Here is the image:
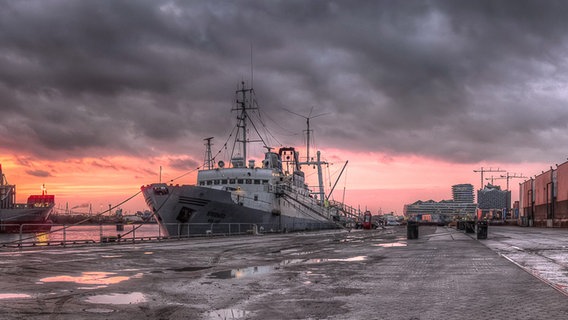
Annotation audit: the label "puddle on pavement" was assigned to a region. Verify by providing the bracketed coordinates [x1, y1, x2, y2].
[331, 256, 367, 262]
[289, 251, 315, 256]
[209, 256, 367, 279]
[280, 249, 316, 256]
[78, 285, 108, 290]
[170, 266, 212, 272]
[84, 307, 115, 314]
[85, 292, 146, 305]
[207, 308, 249, 319]
[279, 248, 300, 254]
[40, 272, 142, 285]
[374, 241, 407, 247]
[338, 238, 364, 243]
[210, 265, 276, 279]
[0, 293, 31, 299]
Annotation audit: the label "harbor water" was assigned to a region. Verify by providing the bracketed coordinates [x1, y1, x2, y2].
[0, 224, 162, 248]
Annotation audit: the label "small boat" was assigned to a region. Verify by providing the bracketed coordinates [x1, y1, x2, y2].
[142, 81, 351, 237]
[0, 164, 55, 233]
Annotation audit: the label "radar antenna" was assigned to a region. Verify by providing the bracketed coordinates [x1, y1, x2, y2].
[284, 107, 329, 162]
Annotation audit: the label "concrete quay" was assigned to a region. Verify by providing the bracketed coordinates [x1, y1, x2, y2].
[0, 226, 568, 319]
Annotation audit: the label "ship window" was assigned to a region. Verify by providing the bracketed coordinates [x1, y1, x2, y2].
[199, 181, 205, 186]
[254, 195, 258, 201]
[254, 180, 261, 185]
[237, 179, 244, 184]
[245, 179, 252, 184]
[207, 181, 213, 185]
[214, 180, 220, 185]
[262, 180, 269, 184]
[221, 179, 228, 184]
[229, 179, 236, 184]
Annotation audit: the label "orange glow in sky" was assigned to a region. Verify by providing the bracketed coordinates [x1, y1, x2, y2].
[0, 150, 551, 216]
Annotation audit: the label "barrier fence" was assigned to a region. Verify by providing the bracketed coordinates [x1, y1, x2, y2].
[0, 221, 336, 249]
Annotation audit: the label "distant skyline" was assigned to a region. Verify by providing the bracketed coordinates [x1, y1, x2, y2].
[1, 1, 567, 215]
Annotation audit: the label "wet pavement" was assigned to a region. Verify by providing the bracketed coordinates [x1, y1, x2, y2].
[1, 226, 568, 319]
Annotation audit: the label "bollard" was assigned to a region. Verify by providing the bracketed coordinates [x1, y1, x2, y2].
[477, 220, 488, 240]
[457, 221, 465, 230]
[465, 221, 475, 233]
[407, 220, 419, 239]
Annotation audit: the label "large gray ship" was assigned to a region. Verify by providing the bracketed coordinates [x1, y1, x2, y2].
[0, 164, 55, 233]
[142, 82, 349, 237]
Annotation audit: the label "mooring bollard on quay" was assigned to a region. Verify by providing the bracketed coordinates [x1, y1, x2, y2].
[407, 220, 419, 239]
[476, 220, 488, 240]
[464, 220, 475, 233]
[457, 220, 465, 230]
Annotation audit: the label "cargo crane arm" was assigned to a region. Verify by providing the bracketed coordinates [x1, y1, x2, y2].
[474, 167, 506, 190]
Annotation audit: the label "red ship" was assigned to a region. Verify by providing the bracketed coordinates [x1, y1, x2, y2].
[0, 164, 54, 233]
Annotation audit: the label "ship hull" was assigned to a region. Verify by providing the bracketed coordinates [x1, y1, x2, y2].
[142, 184, 338, 237]
[0, 207, 54, 233]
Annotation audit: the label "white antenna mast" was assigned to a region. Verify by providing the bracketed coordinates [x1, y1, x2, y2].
[284, 107, 329, 161]
[250, 42, 254, 88]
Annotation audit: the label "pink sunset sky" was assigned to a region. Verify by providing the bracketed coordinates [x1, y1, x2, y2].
[0, 152, 553, 216]
[1, 1, 568, 216]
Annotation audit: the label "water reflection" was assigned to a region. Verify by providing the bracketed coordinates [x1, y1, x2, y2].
[0, 233, 48, 246]
[83, 307, 115, 314]
[85, 292, 146, 305]
[209, 256, 368, 279]
[374, 242, 407, 247]
[0, 293, 31, 299]
[210, 265, 276, 279]
[40, 271, 140, 285]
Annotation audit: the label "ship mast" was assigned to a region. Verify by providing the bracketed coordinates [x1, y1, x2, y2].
[297, 120, 328, 205]
[232, 81, 257, 165]
[203, 137, 214, 170]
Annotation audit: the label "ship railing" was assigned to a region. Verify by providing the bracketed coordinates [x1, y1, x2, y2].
[0, 223, 165, 249]
[162, 221, 340, 239]
[0, 221, 341, 249]
[278, 187, 337, 220]
[328, 200, 362, 220]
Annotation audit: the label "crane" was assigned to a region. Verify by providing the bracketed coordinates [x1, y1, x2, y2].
[485, 176, 505, 186]
[473, 167, 506, 190]
[500, 173, 528, 190]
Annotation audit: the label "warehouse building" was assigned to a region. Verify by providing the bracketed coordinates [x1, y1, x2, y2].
[519, 161, 568, 227]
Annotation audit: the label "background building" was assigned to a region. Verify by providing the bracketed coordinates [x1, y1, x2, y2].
[452, 184, 475, 203]
[477, 184, 511, 220]
[403, 183, 477, 222]
[477, 183, 510, 210]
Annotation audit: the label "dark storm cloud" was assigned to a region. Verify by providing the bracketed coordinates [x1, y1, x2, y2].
[1, 0, 568, 164]
[25, 169, 51, 178]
